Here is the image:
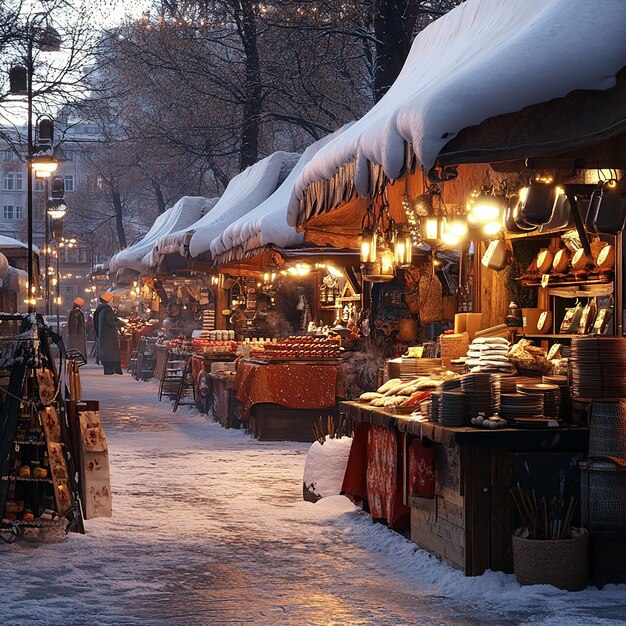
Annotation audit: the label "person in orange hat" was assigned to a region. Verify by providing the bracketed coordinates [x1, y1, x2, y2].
[67, 296, 87, 360]
[96, 291, 125, 375]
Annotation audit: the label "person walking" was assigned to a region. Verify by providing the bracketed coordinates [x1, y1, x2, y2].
[67, 297, 88, 360]
[96, 292, 125, 375]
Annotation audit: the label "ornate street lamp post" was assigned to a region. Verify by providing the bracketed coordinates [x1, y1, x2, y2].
[9, 14, 61, 311]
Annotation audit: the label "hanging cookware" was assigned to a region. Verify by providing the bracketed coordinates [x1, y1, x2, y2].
[584, 187, 602, 234]
[519, 179, 560, 225]
[502, 197, 529, 234]
[513, 199, 538, 232]
[540, 194, 572, 232]
[593, 181, 626, 235]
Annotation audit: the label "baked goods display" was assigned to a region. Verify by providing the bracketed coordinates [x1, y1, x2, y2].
[192, 338, 240, 356]
[253, 336, 342, 362]
[358, 373, 459, 413]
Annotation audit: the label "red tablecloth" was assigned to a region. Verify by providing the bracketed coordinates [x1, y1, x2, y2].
[342, 422, 410, 530]
[234, 361, 338, 415]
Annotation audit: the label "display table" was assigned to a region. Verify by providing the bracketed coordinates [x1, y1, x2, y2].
[340, 401, 589, 576]
[233, 360, 340, 442]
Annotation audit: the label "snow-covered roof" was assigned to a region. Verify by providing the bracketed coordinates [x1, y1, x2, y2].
[187, 151, 301, 260]
[0, 235, 39, 255]
[288, 0, 626, 225]
[147, 197, 220, 267]
[110, 196, 214, 274]
[211, 128, 349, 263]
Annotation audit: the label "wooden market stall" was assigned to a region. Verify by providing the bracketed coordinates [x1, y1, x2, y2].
[289, 0, 626, 585]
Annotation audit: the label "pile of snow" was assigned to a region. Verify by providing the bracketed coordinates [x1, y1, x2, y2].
[288, 0, 626, 216]
[303, 436, 352, 499]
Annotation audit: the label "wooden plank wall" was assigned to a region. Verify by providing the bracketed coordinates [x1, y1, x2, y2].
[409, 441, 465, 571]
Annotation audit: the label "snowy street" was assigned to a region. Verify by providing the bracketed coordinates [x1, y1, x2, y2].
[1, 366, 625, 626]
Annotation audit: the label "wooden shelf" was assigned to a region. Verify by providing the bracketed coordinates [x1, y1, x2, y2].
[520, 278, 613, 288]
[519, 334, 581, 340]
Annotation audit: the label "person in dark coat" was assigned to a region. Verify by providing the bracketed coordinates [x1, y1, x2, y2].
[67, 297, 88, 360]
[93, 296, 109, 365]
[96, 292, 125, 375]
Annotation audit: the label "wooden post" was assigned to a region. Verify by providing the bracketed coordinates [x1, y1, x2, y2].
[216, 274, 228, 330]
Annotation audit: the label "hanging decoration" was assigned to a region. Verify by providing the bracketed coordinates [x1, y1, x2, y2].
[361, 190, 413, 283]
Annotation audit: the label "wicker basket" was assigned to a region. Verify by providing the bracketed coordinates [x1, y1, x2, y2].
[512, 529, 589, 591]
[589, 401, 626, 458]
[580, 457, 626, 533]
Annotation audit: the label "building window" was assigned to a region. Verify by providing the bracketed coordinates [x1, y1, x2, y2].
[3, 173, 16, 190]
[2, 150, 15, 161]
[15, 172, 23, 190]
[78, 249, 88, 264]
[64, 175, 75, 192]
[64, 149, 75, 161]
[15, 206, 23, 219]
[3, 205, 14, 219]
[34, 179, 45, 192]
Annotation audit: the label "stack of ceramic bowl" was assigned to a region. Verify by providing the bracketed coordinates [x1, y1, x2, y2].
[461, 373, 493, 418]
[429, 391, 442, 423]
[570, 337, 626, 399]
[517, 382, 561, 418]
[543, 374, 570, 418]
[440, 390, 468, 426]
[500, 392, 544, 422]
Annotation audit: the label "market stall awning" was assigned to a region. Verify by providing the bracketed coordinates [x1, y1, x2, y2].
[288, 0, 626, 228]
[187, 151, 301, 261]
[110, 196, 216, 275]
[0, 235, 39, 256]
[211, 128, 349, 265]
[148, 197, 221, 267]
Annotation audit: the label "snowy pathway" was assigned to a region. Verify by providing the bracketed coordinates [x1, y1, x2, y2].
[1, 366, 625, 625]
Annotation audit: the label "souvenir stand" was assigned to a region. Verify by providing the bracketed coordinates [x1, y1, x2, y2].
[290, 0, 626, 583]
[0, 314, 111, 542]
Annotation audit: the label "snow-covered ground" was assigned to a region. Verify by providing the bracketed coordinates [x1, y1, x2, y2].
[1, 365, 625, 625]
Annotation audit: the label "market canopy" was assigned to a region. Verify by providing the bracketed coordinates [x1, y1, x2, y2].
[0, 235, 39, 256]
[187, 151, 301, 262]
[288, 0, 626, 229]
[211, 127, 349, 265]
[110, 196, 215, 275]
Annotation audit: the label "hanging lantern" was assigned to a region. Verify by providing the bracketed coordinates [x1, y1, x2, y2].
[362, 241, 395, 283]
[467, 187, 502, 224]
[393, 225, 413, 266]
[359, 226, 377, 264]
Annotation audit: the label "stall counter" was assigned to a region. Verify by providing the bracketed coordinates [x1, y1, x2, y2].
[340, 401, 589, 576]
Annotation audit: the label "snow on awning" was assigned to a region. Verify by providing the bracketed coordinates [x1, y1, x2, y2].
[147, 197, 220, 267]
[0, 235, 39, 255]
[110, 196, 214, 274]
[288, 0, 626, 227]
[211, 127, 349, 264]
[187, 151, 301, 260]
